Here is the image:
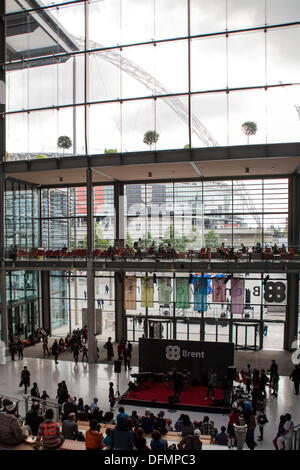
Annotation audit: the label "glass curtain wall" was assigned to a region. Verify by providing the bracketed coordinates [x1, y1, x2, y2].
[5, 179, 39, 254]
[50, 270, 115, 339]
[125, 271, 286, 349]
[4, 1, 300, 160]
[125, 178, 288, 249]
[7, 270, 39, 340]
[41, 185, 114, 249]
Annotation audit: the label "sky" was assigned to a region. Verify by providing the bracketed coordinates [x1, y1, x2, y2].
[4, 0, 300, 155]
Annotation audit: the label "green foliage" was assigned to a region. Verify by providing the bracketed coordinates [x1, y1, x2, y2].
[57, 135, 72, 151]
[82, 225, 110, 249]
[162, 225, 188, 252]
[241, 121, 257, 144]
[204, 229, 220, 248]
[125, 232, 133, 247]
[37, 154, 47, 159]
[104, 148, 118, 154]
[143, 130, 159, 149]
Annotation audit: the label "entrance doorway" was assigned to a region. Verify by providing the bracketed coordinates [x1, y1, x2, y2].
[234, 322, 259, 351]
[148, 320, 172, 340]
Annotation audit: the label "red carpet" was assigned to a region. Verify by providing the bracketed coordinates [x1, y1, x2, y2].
[123, 381, 224, 408]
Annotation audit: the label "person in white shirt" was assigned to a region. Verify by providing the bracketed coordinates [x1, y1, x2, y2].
[277, 413, 294, 450]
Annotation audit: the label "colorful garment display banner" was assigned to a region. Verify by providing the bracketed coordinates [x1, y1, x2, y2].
[212, 278, 226, 303]
[231, 278, 245, 315]
[124, 277, 136, 310]
[158, 278, 172, 305]
[141, 277, 154, 308]
[192, 276, 207, 312]
[175, 278, 190, 309]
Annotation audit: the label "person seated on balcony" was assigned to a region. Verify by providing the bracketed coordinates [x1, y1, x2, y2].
[148, 243, 156, 255]
[280, 244, 287, 254]
[255, 242, 262, 254]
[166, 243, 175, 259]
[62, 244, 68, 254]
[107, 245, 114, 257]
[228, 246, 235, 257]
[11, 244, 18, 262]
[158, 243, 165, 255]
[240, 243, 247, 253]
[272, 243, 279, 254]
[219, 242, 225, 259]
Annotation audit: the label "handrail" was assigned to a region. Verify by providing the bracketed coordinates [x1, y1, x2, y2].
[0, 392, 60, 422]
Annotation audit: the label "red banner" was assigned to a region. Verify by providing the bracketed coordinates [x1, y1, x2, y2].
[212, 278, 226, 303]
[231, 278, 245, 315]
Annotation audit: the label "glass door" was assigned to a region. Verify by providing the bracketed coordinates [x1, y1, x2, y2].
[234, 322, 260, 350]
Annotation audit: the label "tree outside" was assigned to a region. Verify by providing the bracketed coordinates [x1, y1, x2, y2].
[241, 121, 257, 144]
[143, 130, 159, 150]
[104, 148, 118, 154]
[204, 229, 220, 248]
[57, 135, 72, 155]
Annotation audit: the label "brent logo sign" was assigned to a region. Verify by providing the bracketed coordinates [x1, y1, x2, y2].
[165, 345, 205, 360]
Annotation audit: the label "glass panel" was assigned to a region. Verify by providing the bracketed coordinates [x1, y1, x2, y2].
[89, 103, 121, 154]
[227, 0, 266, 29]
[228, 89, 266, 145]
[266, 85, 300, 144]
[228, 31, 266, 88]
[122, 99, 155, 153]
[156, 95, 189, 150]
[191, 36, 227, 92]
[267, 27, 300, 84]
[191, 93, 227, 148]
[190, 0, 227, 35]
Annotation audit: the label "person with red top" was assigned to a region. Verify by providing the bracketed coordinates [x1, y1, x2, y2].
[34, 408, 64, 449]
[85, 419, 104, 450]
[227, 407, 240, 449]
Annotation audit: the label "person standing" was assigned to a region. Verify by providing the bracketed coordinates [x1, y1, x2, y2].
[17, 339, 24, 360]
[9, 337, 17, 361]
[289, 364, 300, 395]
[82, 345, 88, 362]
[244, 364, 253, 394]
[105, 284, 109, 295]
[123, 345, 131, 371]
[20, 366, 30, 394]
[206, 369, 217, 401]
[259, 369, 269, 398]
[256, 407, 268, 441]
[73, 343, 80, 364]
[268, 360, 278, 384]
[104, 337, 114, 362]
[245, 411, 257, 450]
[42, 336, 50, 357]
[271, 372, 280, 397]
[31, 382, 40, 398]
[25, 402, 43, 436]
[52, 339, 59, 364]
[109, 382, 115, 410]
[117, 341, 123, 360]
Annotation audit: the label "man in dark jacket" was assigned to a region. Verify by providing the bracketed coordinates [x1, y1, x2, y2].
[25, 402, 43, 436]
[62, 397, 78, 422]
[20, 366, 30, 394]
[290, 365, 300, 395]
[31, 382, 40, 398]
[62, 413, 78, 440]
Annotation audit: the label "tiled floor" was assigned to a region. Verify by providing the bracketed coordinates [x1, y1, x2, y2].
[0, 356, 299, 450]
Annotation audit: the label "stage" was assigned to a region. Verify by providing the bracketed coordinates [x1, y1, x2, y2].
[120, 380, 231, 414]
